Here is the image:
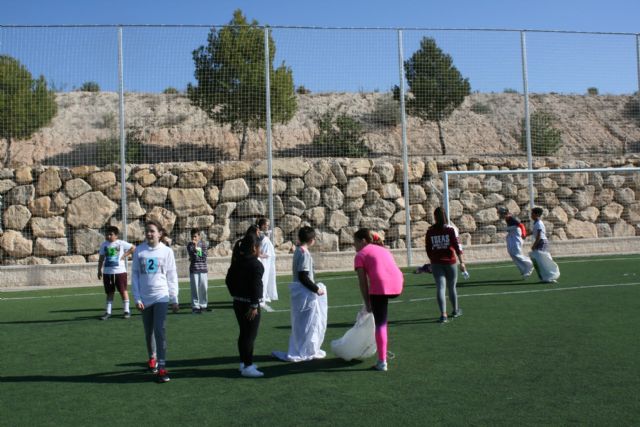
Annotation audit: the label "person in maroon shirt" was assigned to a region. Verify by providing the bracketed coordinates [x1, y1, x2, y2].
[426, 207, 467, 323]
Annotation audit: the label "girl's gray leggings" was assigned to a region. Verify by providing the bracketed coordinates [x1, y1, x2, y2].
[431, 264, 459, 315]
[142, 301, 168, 366]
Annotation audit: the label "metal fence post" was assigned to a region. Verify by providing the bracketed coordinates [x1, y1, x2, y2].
[117, 26, 128, 241]
[264, 27, 275, 234]
[443, 172, 450, 224]
[397, 29, 412, 266]
[636, 34, 640, 125]
[520, 31, 535, 211]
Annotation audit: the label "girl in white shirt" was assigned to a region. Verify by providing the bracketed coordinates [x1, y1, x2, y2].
[132, 220, 179, 383]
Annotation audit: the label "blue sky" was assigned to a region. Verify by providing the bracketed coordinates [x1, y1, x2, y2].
[2, 0, 639, 94]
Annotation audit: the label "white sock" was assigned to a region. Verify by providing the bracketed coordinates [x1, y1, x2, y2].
[123, 300, 130, 313]
[106, 300, 113, 314]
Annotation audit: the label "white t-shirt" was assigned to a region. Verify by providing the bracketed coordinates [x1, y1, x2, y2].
[99, 240, 133, 275]
[132, 242, 179, 306]
[292, 245, 314, 283]
[533, 219, 547, 241]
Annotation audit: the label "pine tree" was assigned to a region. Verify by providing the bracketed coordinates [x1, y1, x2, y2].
[402, 37, 470, 155]
[188, 10, 296, 160]
[0, 55, 57, 166]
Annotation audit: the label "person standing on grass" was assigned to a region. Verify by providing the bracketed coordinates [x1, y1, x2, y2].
[256, 217, 278, 311]
[132, 220, 179, 383]
[187, 228, 209, 314]
[353, 228, 404, 372]
[530, 207, 560, 283]
[272, 226, 328, 362]
[225, 232, 265, 378]
[97, 226, 135, 320]
[426, 207, 467, 323]
[498, 206, 534, 279]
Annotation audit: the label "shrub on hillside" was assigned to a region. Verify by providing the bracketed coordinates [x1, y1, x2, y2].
[79, 81, 100, 92]
[312, 109, 369, 157]
[470, 102, 491, 114]
[367, 95, 400, 127]
[520, 110, 563, 156]
[96, 130, 144, 166]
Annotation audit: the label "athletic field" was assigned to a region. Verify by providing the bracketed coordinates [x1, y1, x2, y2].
[1, 254, 639, 426]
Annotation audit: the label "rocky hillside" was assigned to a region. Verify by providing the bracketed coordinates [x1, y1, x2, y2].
[3, 92, 640, 166]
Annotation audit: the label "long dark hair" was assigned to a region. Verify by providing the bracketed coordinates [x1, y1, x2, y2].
[433, 207, 447, 229]
[232, 226, 261, 263]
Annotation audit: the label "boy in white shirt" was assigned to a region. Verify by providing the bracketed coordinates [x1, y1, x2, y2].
[97, 226, 135, 320]
[272, 226, 327, 362]
[132, 220, 179, 383]
[530, 207, 560, 283]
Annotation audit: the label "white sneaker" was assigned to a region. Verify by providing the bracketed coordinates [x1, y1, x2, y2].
[241, 364, 264, 378]
[239, 363, 245, 372]
[313, 350, 327, 359]
[374, 360, 388, 371]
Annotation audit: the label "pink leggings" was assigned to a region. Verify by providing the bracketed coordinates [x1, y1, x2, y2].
[369, 294, 398, 362]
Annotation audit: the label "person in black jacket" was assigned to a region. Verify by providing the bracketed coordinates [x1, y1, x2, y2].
[226, 232, 265, 378]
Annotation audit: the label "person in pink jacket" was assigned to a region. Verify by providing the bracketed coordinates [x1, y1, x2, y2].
[353, 228, 404, 372]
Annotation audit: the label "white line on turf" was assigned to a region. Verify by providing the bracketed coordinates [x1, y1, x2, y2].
[408, 281, 640, 302]
[1, 255, 637, 301]
[268, 281, 640, 313]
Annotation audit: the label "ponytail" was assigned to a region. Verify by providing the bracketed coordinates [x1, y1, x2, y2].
[353, 228, 384, 246]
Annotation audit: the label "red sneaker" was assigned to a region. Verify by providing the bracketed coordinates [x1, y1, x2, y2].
[157, 368, 170, 383]
[148, 358, 158, 373]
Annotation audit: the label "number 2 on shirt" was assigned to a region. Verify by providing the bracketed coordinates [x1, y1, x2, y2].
[144, 257, 159, 274]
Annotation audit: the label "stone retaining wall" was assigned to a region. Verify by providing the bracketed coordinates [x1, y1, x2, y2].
[1, 156, 639, 267]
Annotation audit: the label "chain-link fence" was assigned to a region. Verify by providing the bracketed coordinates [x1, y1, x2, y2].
[0, 25, 639, 266]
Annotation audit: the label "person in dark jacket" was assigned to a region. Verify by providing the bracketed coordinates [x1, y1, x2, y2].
[226, 232, 265, 378]
[426, 207, 467, 323]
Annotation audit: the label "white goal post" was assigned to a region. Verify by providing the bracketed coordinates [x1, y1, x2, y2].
[442, 167, 640, 245]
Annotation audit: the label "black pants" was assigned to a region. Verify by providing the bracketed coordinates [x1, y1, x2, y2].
[369, 294, 399, 327]
[233, 300, 261, 366]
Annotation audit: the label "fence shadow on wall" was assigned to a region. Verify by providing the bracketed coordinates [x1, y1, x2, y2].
[42, 143, 230, 167]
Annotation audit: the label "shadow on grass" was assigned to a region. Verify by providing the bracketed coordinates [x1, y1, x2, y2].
[167, 357, 369, 379]
[0, 356, 373, 383]
[4, 303, 237, 324]
[49, 308, 105, 313]
[388, 317, 442, 326]
[273, 321, 354, 330]
[0, 369, 152, 384]
[0, 315, 112, 324]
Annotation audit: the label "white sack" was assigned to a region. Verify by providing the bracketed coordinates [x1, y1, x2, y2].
[331, 308, 377, 361]
[273, 282, 327, 362]
[529, 250, 560, 282]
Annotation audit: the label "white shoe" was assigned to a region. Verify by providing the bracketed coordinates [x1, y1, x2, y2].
[261, 303, 275, 312]
[374, 360, 388, 371]
[239, 362, 260, 372]
[313, 350, 327, 359]
[241, 364, 264, 378]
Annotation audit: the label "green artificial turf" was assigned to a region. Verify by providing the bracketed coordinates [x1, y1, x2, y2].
[1, 254, 639, 426]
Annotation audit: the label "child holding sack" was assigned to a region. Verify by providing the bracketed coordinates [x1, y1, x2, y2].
[272, 226, 328, 362]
